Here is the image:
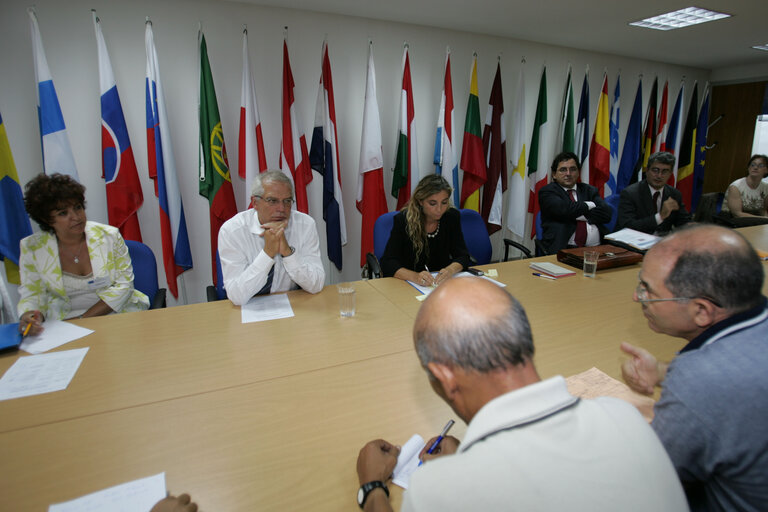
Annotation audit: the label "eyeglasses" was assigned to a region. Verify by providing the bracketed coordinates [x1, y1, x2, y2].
[749, 162, 767, 169]
[647, 166, 673, 175]
[255, 196, 294, 207]
[556, 166, 579, 174]
[635, 279, 722, 308]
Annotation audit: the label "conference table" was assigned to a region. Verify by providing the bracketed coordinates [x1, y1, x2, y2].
[2, 225, 766, 511]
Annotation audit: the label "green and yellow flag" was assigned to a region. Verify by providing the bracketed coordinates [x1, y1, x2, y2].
[459, 55, 486, 211]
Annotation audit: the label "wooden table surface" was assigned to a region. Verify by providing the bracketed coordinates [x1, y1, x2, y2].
[3, 227, 767, 510]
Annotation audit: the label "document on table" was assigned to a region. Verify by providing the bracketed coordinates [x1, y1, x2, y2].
[48, 472, 166, 512]
[605, 228, 660, 252]
[0, 347, 89, 401]
[20, 320, 94, 354]
[241, 293, 295, 323]
[392, 434, 426, 489]
[409, 271, 505, 299]
[565, 366, 656, 422]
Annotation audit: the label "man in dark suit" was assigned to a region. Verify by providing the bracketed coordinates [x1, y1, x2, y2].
[616, 151, 691, 235]
[538, 152, 613, 254]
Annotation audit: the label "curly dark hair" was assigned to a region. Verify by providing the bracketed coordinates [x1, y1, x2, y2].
[24, 173, 86, 233]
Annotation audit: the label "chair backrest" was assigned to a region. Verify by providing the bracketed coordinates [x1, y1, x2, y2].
[693, 192, 724, 223]
[459, 209, 492, 265]
[604, 193, 621, 233]
[125, 240, 159, 304]
[535, 211, 543, 240]
[373, 211, 398, 261]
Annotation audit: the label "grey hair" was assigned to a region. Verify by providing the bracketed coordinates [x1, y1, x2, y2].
[250, 170, 293, 198]
[415, 292, 534, 372]
[647, 151, 676, 168]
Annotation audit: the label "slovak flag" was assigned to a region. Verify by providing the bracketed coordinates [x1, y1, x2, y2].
[238, 28, 267, 208]
[145, 21, 192, 299]
[309, 41, 347, 271]
[93, 12, 143, 241]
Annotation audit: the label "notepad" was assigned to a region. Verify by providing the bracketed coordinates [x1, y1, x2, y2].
[605, 228, 661, 252]
[392, 434, 426, 489]
[48, 472, 166, 512]
[529, 262, 575, 278]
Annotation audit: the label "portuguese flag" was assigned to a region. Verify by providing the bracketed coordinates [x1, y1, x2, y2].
[199, 32, 237, 286]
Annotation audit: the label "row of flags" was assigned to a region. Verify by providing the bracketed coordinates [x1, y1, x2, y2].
[3, 11, 714, 296]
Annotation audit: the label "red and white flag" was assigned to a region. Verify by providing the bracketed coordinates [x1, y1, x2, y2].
[356, 43, 388, 267]
[238, 28, 267, 208]
[654, 80, 669, 154]
[391, 46, 419, 209]
[279, 39, 312, 213]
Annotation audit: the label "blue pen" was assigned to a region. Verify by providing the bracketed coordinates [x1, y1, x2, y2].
[418, 419, 455, 466]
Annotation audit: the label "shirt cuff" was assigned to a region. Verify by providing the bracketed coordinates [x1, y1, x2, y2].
[585, 201, 596, 210]
[654, 213, 663, 225]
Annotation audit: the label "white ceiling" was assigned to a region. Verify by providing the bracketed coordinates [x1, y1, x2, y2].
[233, 0, 768, 71]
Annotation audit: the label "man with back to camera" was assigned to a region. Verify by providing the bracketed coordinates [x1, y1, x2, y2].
[616, 151, 691, 234]
[355, 277, 687, 511]
[621, 224, 768, 511]
[538, 151, 613, 254]
[218, 170, 324, 305]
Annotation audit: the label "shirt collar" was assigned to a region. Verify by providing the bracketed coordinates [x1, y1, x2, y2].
[679, 296, 768, 353]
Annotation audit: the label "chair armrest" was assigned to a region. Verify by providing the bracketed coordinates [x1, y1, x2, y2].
[151, 288, 167, 309]
[365, 252, 382, 279]
[503, 239, 532, 260]
[206, 285, 220, 302]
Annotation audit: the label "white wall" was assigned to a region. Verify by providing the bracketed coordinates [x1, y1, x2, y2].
[0, 0, 709, 306]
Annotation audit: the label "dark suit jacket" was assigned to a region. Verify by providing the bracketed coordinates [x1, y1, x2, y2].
[539, 182, 613, 255]
[616, 180, 691, 235]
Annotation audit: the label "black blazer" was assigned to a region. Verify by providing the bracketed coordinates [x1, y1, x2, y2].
[539, 182, 613, 255]
[616, 180, 691, 235]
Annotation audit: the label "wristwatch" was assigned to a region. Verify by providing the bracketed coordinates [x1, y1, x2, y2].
[357, 481, 389, 509]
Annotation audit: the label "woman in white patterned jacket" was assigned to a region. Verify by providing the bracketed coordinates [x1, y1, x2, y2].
[17, 173, 148, 335]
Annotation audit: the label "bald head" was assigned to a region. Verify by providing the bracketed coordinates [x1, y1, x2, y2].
[648, 225, 764, 312]
[414, 277, 534, 372]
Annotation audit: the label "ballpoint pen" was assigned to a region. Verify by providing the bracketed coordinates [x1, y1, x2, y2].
[418, 419, 455, 466]
[532, 272, 557, 280]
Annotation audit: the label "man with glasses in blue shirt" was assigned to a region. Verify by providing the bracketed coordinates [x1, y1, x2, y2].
[616, 151, 691, 235]
[218, 170, 325, 304]
[620, 224, 768, 511]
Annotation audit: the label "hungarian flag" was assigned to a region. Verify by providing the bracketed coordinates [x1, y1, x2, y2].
[392, 46, 419, 209]
[506, 64, 527, 239]
[356, 43, 388, 267]
[654, 80, 669, 154]
[528, 67, 549, 238]
[589, 73, 610, 197]
[617, 78, 643, 193]
[691, 87, 710, 211]
[575, 71, 589, 180]
[239, 28, 267, 208]
[199, 31, 237, 286]
[607, 75, 620, 197]
[558, 66, 575, 154]
[93, 12, 143, 242]
[29, 9, 79, 181]
[640, 77, 658, 177]
[0, 113, 33, 284]
[459, 55, 485, 211]
[676, 83, 699, 206]
[280, 40, 313, 214]
[434, 48, 459, 206]
[309, 41, 347, 271]
[145, 21, 192, 299]
[481, 62, 507, 233]
[665, 82, 685, 185]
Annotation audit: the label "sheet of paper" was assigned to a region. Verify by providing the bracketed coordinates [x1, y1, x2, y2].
[0, 347, 89, 401]
[406, 272, 439, 296]
[392, 434, 425, 489]
[565, 367, 656, 422]
[455, 272, 507, 288]
[241, 293, 295, 323]
[20, 320, 94, 354]
[48, 472, 166, 512]
[605, 228, 661, 251]
[409, 272, 506, 300]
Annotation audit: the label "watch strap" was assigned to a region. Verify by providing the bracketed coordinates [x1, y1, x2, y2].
[358, 480, 389, 509]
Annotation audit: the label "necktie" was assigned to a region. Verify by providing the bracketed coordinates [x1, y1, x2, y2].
[652, 191, 661, 214]
[569, 189, 587, 247]
[256, 266, 275, 296]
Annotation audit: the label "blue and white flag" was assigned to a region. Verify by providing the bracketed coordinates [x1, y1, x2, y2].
[28, 9, 78, 180]
[309, 41, 346, 271]
[434, 48, 459, 206]
[606, 75, 620, 197]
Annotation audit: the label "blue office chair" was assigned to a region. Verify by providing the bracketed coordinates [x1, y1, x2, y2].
[458, 209, 492, 265]
[534, 211, 547, 256]
[206, 250, 227, 302]
[364, 211, 397, 279]
[125, 240, 166, 309]
[604, 193, 621, 233]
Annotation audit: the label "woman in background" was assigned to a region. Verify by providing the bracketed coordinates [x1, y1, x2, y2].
[18, 173, 148, 334]
[722, 154, 768, 218]
[381, 175, 470, 286]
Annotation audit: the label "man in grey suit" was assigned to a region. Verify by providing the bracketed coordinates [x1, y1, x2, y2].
[616, 151, 691, 235]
